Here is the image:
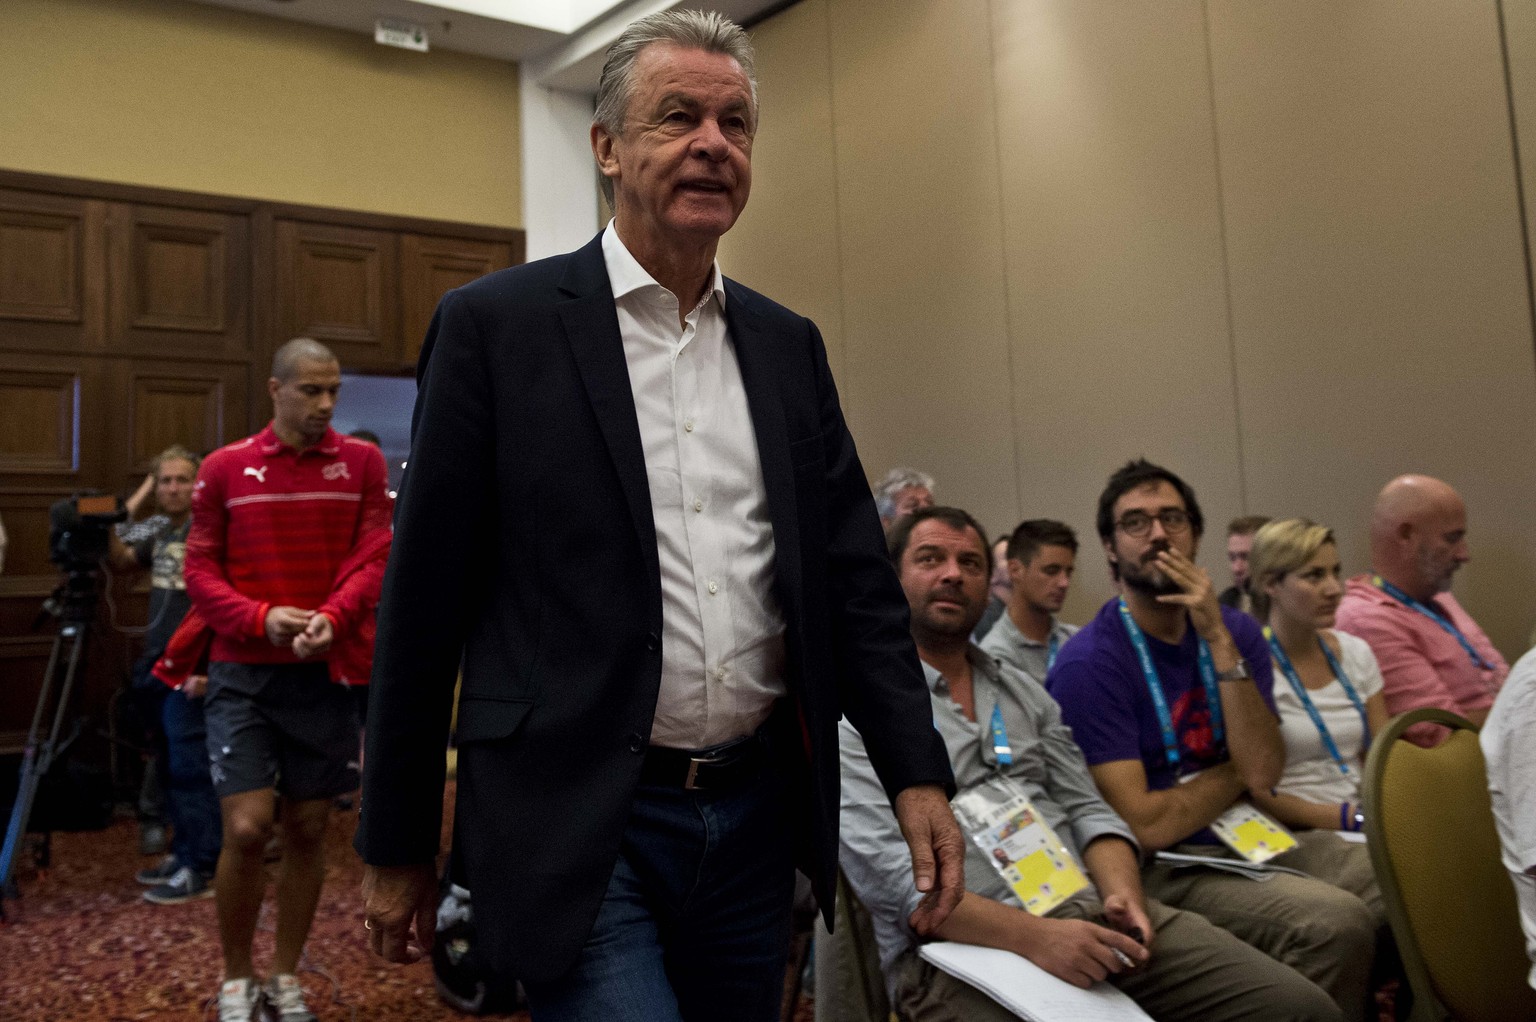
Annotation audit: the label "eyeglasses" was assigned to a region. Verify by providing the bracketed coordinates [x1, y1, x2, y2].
[1116, 509, 1191, 537]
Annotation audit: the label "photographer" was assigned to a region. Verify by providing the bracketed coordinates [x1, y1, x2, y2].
[108, 445, 221, 904]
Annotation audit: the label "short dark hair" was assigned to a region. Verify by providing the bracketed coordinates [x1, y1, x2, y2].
[1006, 518, 1078, 564]
[1095, 459, 1204, 543]
[1227, 514, 1271, 538]
[887, 506, 992, 575]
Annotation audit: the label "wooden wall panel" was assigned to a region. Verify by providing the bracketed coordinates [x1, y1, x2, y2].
[108, 204, 250, 360]
[400, 233, 513, 366]
[0, 189, 105, 352]
[115, 361, 248, 481]
[0, 368, 79, 475]
[275, 219, 399, 370]
[0, 169, 522, 766]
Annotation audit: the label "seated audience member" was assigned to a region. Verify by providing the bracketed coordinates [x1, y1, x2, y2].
[1243, 519, 1383, 890]
[979, 519, 1079, 684]
[839, 507, 1342, 1022]
[1219, 515, 1270, 613]
[108, 447, 222, 903]
[873, 466, 935, 531]
[1335, 475, 1507, 739]
[1482, 646, 1536, 988]
[973, 534, 1011, 641]
[1049, 460, 1378, 1021]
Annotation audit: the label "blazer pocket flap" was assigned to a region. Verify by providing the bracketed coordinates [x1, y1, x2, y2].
[454, 696, 534, 744]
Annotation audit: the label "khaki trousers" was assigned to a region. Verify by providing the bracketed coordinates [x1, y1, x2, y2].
[892, 895, 1343, 1022]
[1143, 831, 1381, 1022]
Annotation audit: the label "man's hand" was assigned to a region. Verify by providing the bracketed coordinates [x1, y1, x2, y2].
[183, 674, 208, 699]
[292, 613, 334, 658]
[126, 472, 155, 517]
[1023, 917, 1149, 988]
[1102, 892, 1155, 953]
[1153, 548, 1230, 648]
[362, 862, 438, 963]
[893, 784, 965, 936]
[265, 606, 314, 646]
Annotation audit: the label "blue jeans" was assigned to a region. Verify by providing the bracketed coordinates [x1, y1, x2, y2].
[162, 688, 222, 874]
[523, 768, 795, 1022]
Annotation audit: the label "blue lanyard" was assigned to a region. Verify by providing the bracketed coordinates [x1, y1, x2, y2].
[1371, 575, 1493, 671]
[1047, 631, 1061, 673]
[1117, 599, 1223, 770]
[989, 701, 1013, 765]
[1264, 627, 1370, 776]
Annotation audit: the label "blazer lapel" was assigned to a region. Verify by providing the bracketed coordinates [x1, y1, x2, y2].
[557, 235, 660, 582]
[727, 282, 804, 609]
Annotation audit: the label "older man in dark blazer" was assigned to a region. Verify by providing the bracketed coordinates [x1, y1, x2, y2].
[356, 11, 962, 1021]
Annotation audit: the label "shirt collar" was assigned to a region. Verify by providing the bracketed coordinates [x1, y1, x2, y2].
[1005, 613, 1066, 648]
[921, 644, 1000, 697]
[257, 423, 341, 458]
[601, 219, 727, 313]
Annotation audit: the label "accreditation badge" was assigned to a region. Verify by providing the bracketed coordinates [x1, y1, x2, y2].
[952, 776, 1089, 916]
[1211, 801, 1298, 863]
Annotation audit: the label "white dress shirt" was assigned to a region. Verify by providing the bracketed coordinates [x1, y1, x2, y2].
[602, 222, 787, 749]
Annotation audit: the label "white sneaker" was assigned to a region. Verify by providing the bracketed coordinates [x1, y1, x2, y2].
[218, 978, 262, 1022]
[262, 973, 317, 1022]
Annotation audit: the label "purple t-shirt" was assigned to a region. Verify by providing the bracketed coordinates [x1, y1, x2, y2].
[1048, 599, 1275, 798]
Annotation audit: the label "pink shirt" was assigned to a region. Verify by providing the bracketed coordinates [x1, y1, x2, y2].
[1336, 574, 1508, 744]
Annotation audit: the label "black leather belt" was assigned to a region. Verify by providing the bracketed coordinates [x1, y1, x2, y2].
[640, 733, 770, 792]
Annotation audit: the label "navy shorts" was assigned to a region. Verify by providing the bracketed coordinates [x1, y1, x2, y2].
[205, 661, 360, 801]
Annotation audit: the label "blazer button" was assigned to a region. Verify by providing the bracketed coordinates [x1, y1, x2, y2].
[628, 733, 644, 754]
[647, 632, 660, 652]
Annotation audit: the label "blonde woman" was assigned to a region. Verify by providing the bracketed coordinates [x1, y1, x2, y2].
[1249, 519, 1389, 833]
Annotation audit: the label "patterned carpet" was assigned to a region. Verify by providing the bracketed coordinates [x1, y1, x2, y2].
[0, 788, 816, 1022]
[0, 794, 474, 1022]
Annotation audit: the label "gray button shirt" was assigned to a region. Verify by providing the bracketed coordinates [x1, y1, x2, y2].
[838, 644, 1136, 981]
[978, 611, 1079, 687]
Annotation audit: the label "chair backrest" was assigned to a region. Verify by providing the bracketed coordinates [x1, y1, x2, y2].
[1363, 707, 1536, 1022]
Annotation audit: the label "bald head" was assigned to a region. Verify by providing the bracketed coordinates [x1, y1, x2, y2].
[1370, 474, 1470, 599]
[272, 337, 337, 382]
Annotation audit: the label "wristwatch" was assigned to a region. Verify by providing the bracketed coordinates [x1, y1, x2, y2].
[1214, 657, 1252, 682]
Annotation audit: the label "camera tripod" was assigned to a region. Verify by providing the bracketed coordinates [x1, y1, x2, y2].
[0, 570, 100, 919]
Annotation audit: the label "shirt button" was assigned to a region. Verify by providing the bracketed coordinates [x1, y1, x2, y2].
[693, 499, 703, 512]
[684, 419, 695, 432]
[707, 580, 719, 594]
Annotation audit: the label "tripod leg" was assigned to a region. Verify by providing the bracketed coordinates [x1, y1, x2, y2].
[0, 624, 84, 899]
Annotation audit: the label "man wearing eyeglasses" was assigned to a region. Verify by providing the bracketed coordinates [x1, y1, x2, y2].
[1047, 460, 1379, 1022]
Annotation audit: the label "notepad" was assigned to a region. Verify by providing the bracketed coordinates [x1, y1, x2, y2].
[918, 941, 1153, 1022]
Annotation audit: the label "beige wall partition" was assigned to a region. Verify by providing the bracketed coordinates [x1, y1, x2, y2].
[2, 0, 522, 227]
[721, 0, 1536, 659]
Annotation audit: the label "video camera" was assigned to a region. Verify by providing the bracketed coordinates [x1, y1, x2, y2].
[48, 493, 126, 575]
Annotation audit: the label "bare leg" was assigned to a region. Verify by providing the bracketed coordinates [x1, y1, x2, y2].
[271, 796, 332, 975]
[216, 788, 277, 980]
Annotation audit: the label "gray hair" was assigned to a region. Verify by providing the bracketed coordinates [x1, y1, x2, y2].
[271, 337, 338, 382]
[592, 9, 758, 208]
[874, 467, 936, 521]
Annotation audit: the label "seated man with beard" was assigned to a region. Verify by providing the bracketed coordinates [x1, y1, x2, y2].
[1048, 460, 1380, 1022]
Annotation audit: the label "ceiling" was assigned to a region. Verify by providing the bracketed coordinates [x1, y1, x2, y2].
[187, 0, 790, 92]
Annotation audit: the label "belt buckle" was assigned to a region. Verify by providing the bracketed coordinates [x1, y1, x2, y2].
[684, 752, 723, 791]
